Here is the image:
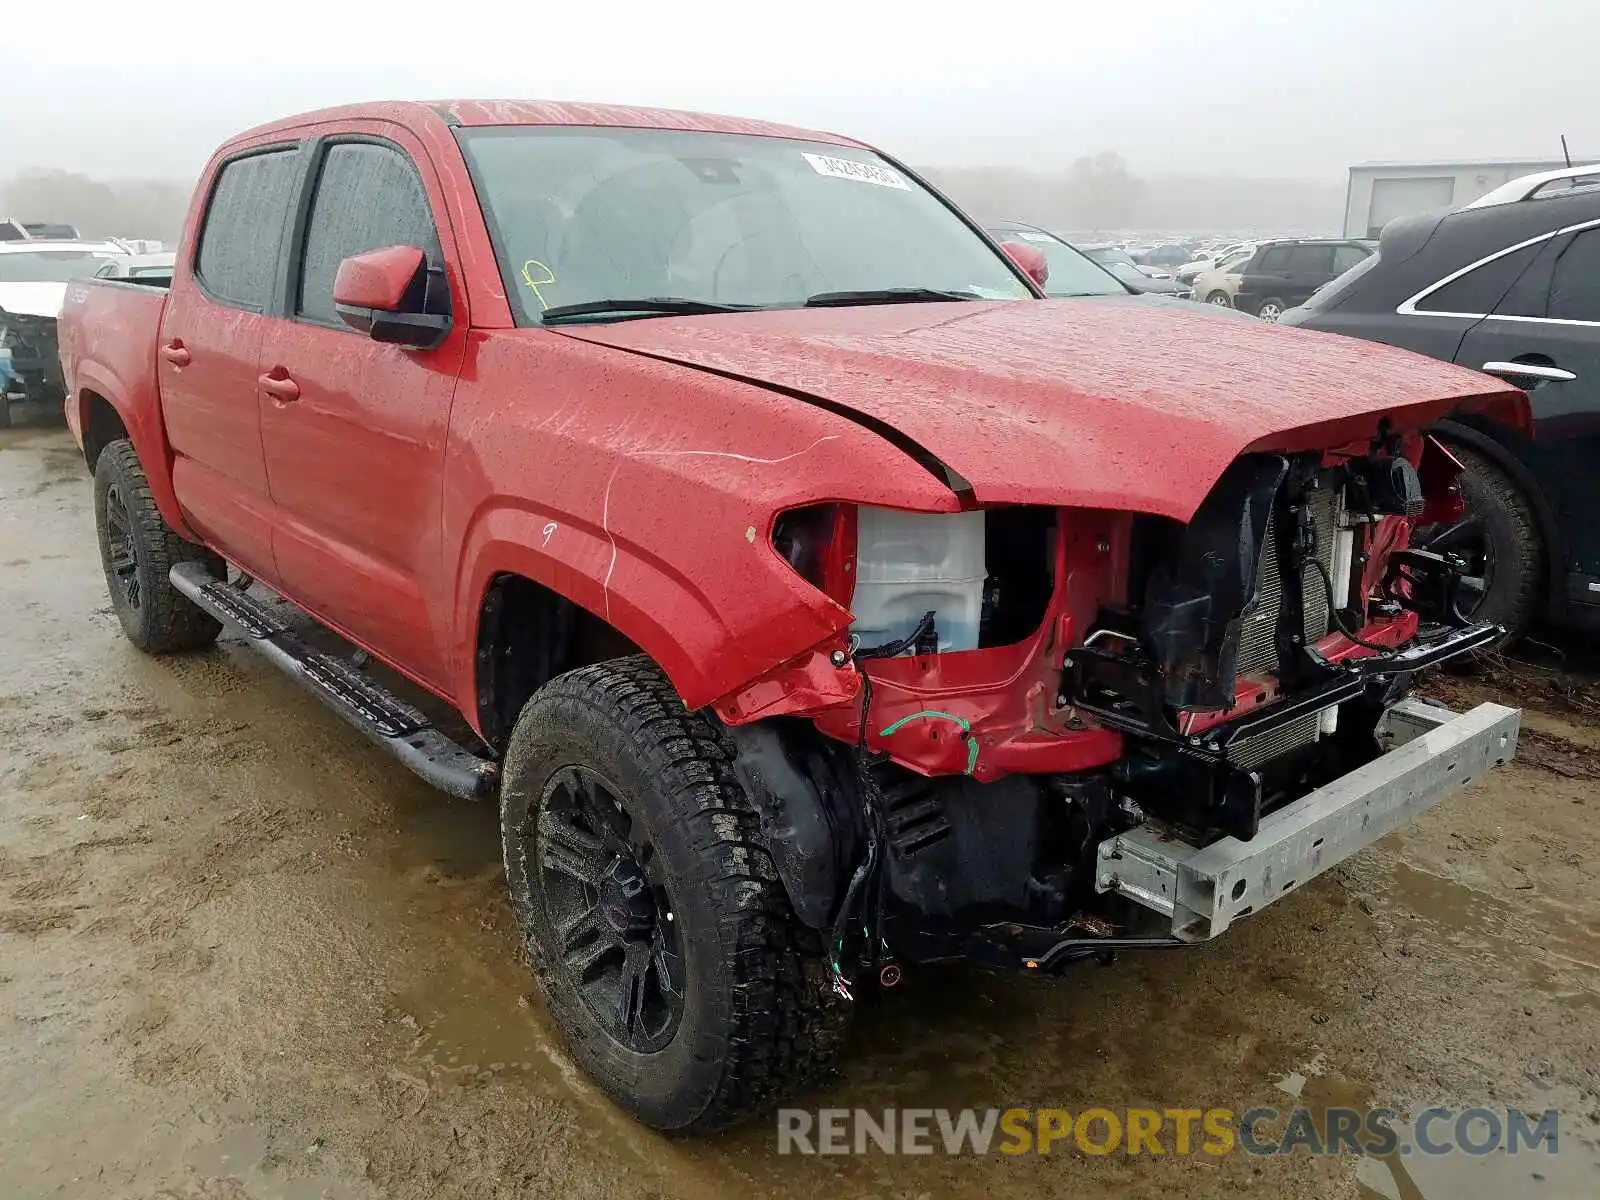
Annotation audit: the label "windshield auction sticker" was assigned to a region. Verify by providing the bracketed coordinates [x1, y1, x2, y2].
[801, 152, 910, 189]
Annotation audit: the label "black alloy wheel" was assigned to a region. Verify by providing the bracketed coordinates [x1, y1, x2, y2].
[533, 764, 685, 1054]
[102, 480, 142, 613]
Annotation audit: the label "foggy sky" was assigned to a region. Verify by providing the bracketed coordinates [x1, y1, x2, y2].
[3, 0, 1591, 185]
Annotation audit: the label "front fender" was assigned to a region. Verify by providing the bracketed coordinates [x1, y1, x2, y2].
[449, 492, 848, 727]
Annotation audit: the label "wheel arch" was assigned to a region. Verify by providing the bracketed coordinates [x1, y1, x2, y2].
[78, 389, 129, 471]
[451, 503, 742, 747]
[71, 373, 195, 540]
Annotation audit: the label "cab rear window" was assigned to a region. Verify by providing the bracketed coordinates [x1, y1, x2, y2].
[194, 148, 300, 311]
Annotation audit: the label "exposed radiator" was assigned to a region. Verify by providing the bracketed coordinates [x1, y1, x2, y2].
[1235, 486, 1340, 678]
[1227, 485, 1342, 771]
[1228, 713, 1322, 770]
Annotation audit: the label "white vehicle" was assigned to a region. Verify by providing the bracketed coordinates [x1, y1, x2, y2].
[0, 240, 128, 318]
[92, 252, 176, 282]
[0, 240, 127, 422]
[1176, 241, 1256, 285]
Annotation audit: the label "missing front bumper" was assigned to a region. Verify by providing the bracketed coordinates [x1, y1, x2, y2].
[1094, 698, 1521, 941]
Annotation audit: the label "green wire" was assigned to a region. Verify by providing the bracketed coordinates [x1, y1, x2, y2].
[877, 710, 980, 775]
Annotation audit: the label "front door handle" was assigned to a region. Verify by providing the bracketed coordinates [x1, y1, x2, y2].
[160, 340, 191, 367]
[258, 369, 301, 404]
[1481, 361, 1577, 384]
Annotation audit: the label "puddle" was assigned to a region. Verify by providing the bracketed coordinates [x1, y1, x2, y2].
[178, 1106, 365, 1200]
[395, 982, 569, 1086]
[1353, 1115, 1597, 1200]
[1265, 1054, 1600, 1200]
[1383, 863, 1600, 998]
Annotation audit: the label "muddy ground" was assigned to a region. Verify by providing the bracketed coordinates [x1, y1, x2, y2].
[2, 411, 1597, 1199]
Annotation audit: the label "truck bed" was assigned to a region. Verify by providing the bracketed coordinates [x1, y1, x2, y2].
[58, 278, 168, 452]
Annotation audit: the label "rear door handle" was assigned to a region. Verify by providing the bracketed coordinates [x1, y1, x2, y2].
[1481, 361, 1576, 383]
[258, 370, 301, 403]
[160, 341, 191, 367]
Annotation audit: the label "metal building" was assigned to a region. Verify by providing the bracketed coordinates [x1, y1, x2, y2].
[1343, 157, 1597, 238]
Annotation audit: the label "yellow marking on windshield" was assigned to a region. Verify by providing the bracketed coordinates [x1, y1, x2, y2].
[520, 259, 556, 311]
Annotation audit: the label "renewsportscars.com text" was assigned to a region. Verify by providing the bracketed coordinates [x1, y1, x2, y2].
[776, 1106, 1562, 1157]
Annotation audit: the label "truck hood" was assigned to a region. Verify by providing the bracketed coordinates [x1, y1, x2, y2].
[560, 298, 1523, 519]
[0, 282, 68, 320]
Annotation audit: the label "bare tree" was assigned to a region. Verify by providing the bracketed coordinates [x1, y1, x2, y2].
[1061, 152, 1144, 233]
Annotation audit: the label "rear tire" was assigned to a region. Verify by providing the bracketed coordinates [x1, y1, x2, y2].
[1256, 297, 1287, 322]
[1206, 290, 1232, 307]
[1439, 444, 1544, 641]
[93, 439, 225, 653]
[500, 656, 848, 1133]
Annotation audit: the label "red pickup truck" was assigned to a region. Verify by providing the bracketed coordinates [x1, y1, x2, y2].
[59, 100, 1525, 1132]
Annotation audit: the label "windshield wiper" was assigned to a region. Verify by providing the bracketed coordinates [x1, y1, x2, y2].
[540, 297, 759, 323]
[803, 287, 983, 307]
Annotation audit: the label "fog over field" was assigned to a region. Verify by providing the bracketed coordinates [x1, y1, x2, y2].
[2, 0, 1591, 237]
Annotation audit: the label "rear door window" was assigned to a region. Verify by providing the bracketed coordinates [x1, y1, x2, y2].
[1257, 246, 1293, 272]
[1416, 241, 1544, 315]
[194, 149, 301, 310]
[1332, 244, 1370, 274]
[294, 141, 442, 326]
[1287, 245, 1335, 274]
[1548, 228, 1600, 321]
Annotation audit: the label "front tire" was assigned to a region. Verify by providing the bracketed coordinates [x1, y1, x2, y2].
[1417, 444, 1544, 640]
[500, 656, 847, 1133]
[1206, 290, 1232, 307]
[93, 439, 225, 653]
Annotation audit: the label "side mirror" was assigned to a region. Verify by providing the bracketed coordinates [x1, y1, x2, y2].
[333, 245, 450, 349]
[998, 241, 1049, 289]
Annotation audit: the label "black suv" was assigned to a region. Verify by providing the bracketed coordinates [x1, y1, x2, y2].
[1283, 167, 1600, 637]
[1227, 239, 1375, 321]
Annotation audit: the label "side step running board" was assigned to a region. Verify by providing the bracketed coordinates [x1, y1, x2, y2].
[170, 562, 499, 801]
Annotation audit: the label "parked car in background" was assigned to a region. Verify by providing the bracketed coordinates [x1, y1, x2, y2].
[1080, 243, 1177, 283]
[1282, 165, 1600, 637]
[92, 252, 177, 283]
[57, 97, 1521, 1133]
[1230, 239, 1376, 321]
[1188, 248, 1258, 309]
[987, 224, 1192, 298]
[0, 219, 85, 242]
[22, 222, 82, 240]
[1175, 241, 1256, 286]
[0, 239, 126, 425]
[1133, 243, 1192, 270]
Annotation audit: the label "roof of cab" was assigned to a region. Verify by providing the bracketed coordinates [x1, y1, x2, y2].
[229, 99, 865, 150]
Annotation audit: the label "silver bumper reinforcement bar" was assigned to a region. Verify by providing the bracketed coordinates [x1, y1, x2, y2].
[1094, 699, 1521, 941]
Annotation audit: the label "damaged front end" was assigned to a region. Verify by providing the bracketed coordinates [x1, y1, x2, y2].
[718, 429, 1519, 994]
[1068, 432, 1500, 845]
[0, 310, 66, 405]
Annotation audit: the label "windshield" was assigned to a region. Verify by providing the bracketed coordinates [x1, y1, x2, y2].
[0, 250, 122, 283]
[1208, 249, 1252, 274]
[456, 127, 1033, 323]
[988, 230, 1124, 297]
